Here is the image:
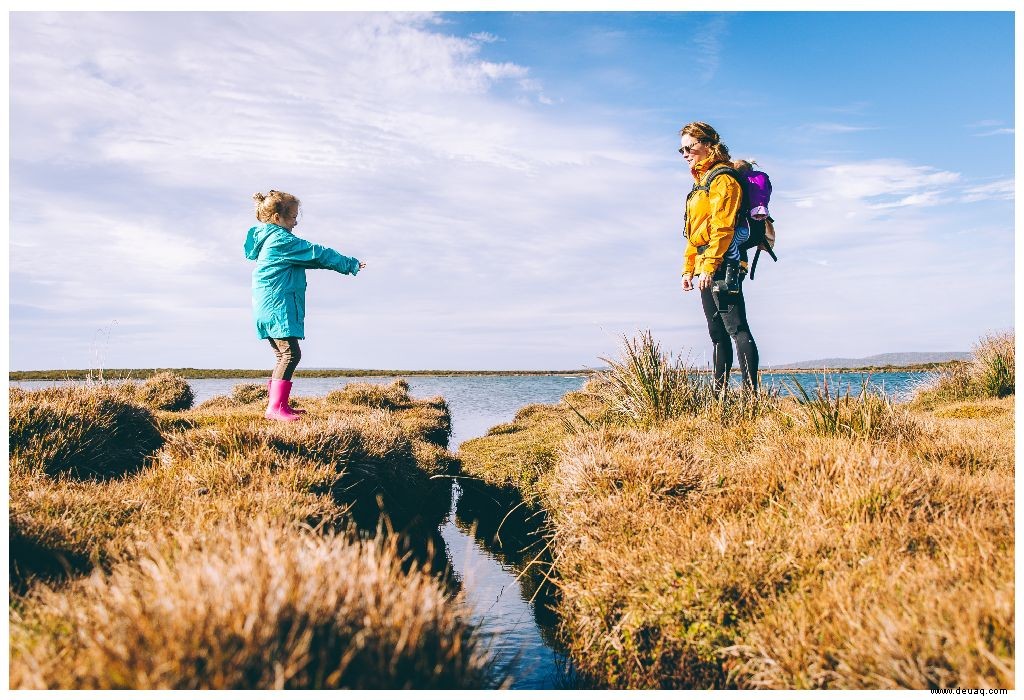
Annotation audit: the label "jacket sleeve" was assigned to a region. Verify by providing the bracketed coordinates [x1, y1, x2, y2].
[683, 239, 697, 276]
[700, 175, 743, 276]
[275, 235, 361, 275]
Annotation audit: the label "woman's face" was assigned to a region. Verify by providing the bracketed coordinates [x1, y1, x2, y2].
[680, 134, 708, 168]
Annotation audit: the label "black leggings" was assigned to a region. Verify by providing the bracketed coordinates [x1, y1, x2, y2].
[268, 337, 301, 381]
[699, 272, 759, 391]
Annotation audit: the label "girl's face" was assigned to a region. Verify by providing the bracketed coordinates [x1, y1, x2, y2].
[273, 207, 299, 231]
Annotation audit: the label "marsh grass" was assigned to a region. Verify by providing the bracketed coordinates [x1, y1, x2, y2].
[597, 331, 782, 429]
[8, 380, 468, 687]
[327, 379, 412, 410]
[10, 385, 164, 480]
[232, 381, 268, 404]
[913, 332, 1015, 408]
[454, 333, 1012, 689]
[544, 425, 1013, 689]
[134, 371, 195, 411]
[458, 388, 610, 507]
[785, 376, 921, 443]
[598, 331, 717, 427]
[10, 519, 496, 690]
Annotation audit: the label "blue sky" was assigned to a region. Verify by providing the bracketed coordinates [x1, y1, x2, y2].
[8, 11, 1015, 370]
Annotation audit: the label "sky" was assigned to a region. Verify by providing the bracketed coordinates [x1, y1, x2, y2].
[8, 10, 1016, 371]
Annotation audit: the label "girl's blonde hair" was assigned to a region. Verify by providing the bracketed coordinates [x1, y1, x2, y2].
[252, 190, 300, 223]
[680, 121, 731, 163]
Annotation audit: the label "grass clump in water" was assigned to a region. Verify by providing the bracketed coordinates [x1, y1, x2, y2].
[134, 371, 195, 411]
[327, 379, 411, 410]
[231, 382, 268, 404]
[458, 387, 610, 507]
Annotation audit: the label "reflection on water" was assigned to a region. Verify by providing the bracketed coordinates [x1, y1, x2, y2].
[12, 372, 933, 689]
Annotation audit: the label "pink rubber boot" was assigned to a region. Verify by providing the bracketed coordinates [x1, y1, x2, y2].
[268, 379, 305, 414]
[265, 379, 301, 422]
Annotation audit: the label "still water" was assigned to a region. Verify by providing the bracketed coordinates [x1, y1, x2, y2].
[12, 371, 933, 688]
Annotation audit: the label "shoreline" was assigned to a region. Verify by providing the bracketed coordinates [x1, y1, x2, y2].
[9, 364, 955, 381]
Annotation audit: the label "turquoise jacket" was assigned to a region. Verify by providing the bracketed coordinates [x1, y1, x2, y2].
[244, 222, 360, 340]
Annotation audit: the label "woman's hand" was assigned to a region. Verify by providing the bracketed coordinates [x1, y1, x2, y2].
[681, 273, 694, 292]
[697, 272, 714, 290]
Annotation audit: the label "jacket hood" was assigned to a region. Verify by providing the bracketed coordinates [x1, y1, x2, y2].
[244, 222, 285, 260]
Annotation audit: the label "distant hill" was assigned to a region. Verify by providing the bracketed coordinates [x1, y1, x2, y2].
[773, 351, 971, 370]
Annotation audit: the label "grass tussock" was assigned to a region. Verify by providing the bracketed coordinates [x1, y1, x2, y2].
[327, 379, 412, 410]
[10, 519, 495, 690]
[785, 377, 922, 443]
[232, 381, 268, 404]
[595, 331, 786, 431]
[134, 371, 195, 411]
[10, 385, 164, 480]
[913, 332, 1015, 409]
[598, 331, 719, 427]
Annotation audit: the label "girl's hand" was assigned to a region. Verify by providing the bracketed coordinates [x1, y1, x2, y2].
[681, 274, 694, 292]
[697, 272, 713, 291]
[358, 262, 366, 270]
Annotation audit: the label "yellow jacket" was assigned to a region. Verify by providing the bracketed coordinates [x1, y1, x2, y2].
[682, 155, 743, 277]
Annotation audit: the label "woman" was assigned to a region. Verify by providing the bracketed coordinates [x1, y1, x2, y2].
[679, 121, 759, 392]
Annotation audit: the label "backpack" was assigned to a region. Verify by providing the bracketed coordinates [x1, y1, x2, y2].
[687, 164, 778, 279]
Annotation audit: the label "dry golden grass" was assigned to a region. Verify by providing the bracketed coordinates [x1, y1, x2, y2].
[454, 341, 1014, 690]
[913, 332, 1015, 409]
[10, 519, 494, 689]
[541, 411, 1013, 689]
[134, 371, 195, 411]
[327, 379, 411, 410]
[9, 381, 475, 688]
[10, 385, 164, 480]
[231, 381, 268, 404]
[11, 382, 458, 583]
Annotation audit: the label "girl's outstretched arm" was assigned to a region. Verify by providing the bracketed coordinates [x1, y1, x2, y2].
[272, 233, 361, 275]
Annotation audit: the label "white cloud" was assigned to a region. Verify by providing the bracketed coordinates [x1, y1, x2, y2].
[961, 179, 1015, 203]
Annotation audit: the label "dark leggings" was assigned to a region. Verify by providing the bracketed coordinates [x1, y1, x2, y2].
[699, 272, 759, 392]
[268, 337, 301, 381]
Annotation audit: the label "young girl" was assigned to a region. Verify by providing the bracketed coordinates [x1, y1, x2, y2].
[244, 190, 365, 421]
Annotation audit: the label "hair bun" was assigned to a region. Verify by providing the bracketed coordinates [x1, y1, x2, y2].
[252, 192, 265, 202]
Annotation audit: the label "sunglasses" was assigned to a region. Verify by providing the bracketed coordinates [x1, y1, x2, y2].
[678, 142, 705, 155]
